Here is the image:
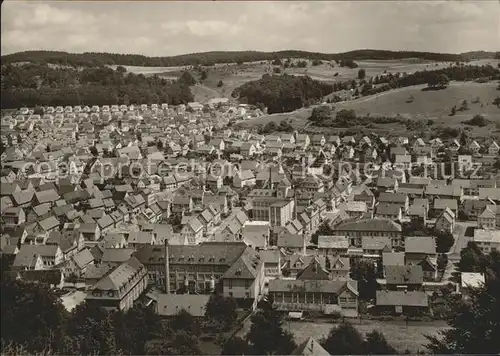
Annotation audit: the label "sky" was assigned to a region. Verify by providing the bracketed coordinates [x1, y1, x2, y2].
[2, 1, 499, 56]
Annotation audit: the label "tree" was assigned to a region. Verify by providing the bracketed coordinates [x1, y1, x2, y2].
[438, 73, 450, 87]
[64, 302, 117, 355]
[246, 301, 296, 355]
[205, 294, 238, 328]
[312, 59, 323, 66]
[311, 220, 335, 244]
[145, 330, 202, 355]
[217, 80, 224, 87]
[1, 280, 68, 353]
[458, 241, 487, 272]
[358, 69, 366, 80]
[435, 231, 455, 253]
[364, 330, 398, 354]
[460, 99, 469, 111]
[321, 321, 365, 355]
[336, 109, 357, 121]
[170, 309, 201, 337]
[179, 71, 197, 86]
[116, 65, 127, 73]
[200, 71, 208, 81]
[114, 305, 161, 355]
[463, 114, 489, 127]
[350, 258, 377, 300]
[426, 252, 500, 354]
[450, 105, 456, 116]
[309, 105, 333, 123]
[221, 336, 249, 355]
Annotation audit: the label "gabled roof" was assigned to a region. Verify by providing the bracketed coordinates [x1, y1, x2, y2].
[385, 265, 423, 285]
[292, 337, 330, 356]
[405, 236, 436, 254]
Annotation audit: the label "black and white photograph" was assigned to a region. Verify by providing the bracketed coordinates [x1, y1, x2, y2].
[1, 0, 499, 355]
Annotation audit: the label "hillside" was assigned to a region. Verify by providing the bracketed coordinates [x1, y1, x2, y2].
[237, 81, 500, 137]
[0, 63, 193, 109]
[3, 49, 490, 67]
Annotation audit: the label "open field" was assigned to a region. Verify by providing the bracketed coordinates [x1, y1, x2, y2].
[236, 81, 500, 137]
[109, 59, 498, 103]
[337, 82, 500, 119]
[237, 318, 448, 354]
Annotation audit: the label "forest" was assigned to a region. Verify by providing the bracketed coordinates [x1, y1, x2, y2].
[231, 74, 334, 114]
[0, 63, 193, 108]
[1, 49, 474, 68]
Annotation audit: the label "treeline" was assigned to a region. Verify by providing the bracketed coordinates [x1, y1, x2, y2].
[1, 49, 471, 67]
[232, 74, 334, 114]
[0, 63, 193, 108]
[362, 64, 499, 96]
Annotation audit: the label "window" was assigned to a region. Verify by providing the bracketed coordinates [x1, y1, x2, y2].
[245, 292, 250, 299]
[228, 280, 233, 289]
[339, 297, 347, 303]
[245, 280, 250, 289]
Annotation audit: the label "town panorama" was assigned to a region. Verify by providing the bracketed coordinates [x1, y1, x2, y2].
[1, 1, 500, 355]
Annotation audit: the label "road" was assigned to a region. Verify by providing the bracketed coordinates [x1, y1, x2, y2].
[442, 221, 476, 281]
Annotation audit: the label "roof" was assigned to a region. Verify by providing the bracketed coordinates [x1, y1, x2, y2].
[318, 235, 349, 249]
[269, 279, 358, 295]
[222, 248, 261, 279]
[385, 265, 423, 285]
[474, 229, 500, 243]
[461, 272, 485, 288]
[134, 242, 248, 266]
[376, 290, 428, 307]
[405, 236, 436, 255]
[335, 218, 402, 232]
[378, 192, 408, 204]
[101, 248, 135, 263]
[361, 236, 392, 250]
[89, 257, 144, 296]
[292, 337, 330, 356]
[72, 248, 94, 269]
[382, 252, 405, 266]
[376, 203, 401, 216]
[157, 294, 211, 317]
[278, 232, 305, 249]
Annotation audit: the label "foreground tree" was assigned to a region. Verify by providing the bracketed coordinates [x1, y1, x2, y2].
[246, 300, 296, 355]
[205, 294, 238, 329]
[350, 258, 378, 300]
[426, 272, 500, 353]
[364, 330, 398, 354]
[321, 321, 365, 355]
[1, 280, 68, 353]
[221, 336, 249, 355]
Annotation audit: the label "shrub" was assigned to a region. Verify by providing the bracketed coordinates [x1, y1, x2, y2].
[462, 114, 490, 127]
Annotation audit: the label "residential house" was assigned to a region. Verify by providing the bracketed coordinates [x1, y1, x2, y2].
[86, 257, 148, 311]
[435, 207, 456, 233]
[473, 229, 500, 254]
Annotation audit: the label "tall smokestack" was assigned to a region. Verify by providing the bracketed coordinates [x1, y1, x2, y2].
[164, 239, 170, 294]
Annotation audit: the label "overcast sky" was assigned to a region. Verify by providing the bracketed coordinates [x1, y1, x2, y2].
[2, 1, 499, 56]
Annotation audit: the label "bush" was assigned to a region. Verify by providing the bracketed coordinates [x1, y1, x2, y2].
[217, 80, 223, 87]
[358, 69, 366, 80]
[462, 114, 490, 127]
[312, 59, 323, 66]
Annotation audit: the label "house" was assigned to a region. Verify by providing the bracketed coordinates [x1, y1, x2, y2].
[258, 249, 283, 277]
[1, 206, 26, 227]
[478, 206, 496, 229]
[378, 192, 409, 213]
[233, 170, 256, 188]
[62, 248, 94, 278]
[268, 279, 359, 317]
[317, 235, 349, 255]
[333, 218, 402, 248]
[14, 244, 63, 270]
[488, 141, 499, 155]
[468, 140, 481, 154]
[375, 203, 402, 221]
[221, 248, 265, 310]
[432, 199, 458, 217]
[242, 221, 270, 249]
[85, 257, 148, 311]
[181, 217, 204, 245]
[382, 252, 405, 278]
[339, 201, 367, 219]
[460, 272, 485, 296]
[277, 232, 306, 255]
[384, 265, 424, 291]
[435, 207, 456, 233]
[473, 229, 500, 254]
[361, 235, 392, 256]
[405, 236, 437, 280]
[375, 290, 428, 314]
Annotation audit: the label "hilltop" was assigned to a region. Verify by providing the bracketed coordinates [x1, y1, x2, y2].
[2, 49, 498, 67]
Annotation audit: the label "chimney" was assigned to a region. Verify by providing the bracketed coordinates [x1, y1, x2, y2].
[164, 239, 170, 294]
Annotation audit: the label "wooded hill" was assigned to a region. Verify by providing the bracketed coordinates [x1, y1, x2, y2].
[3, 49, 495, 68]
